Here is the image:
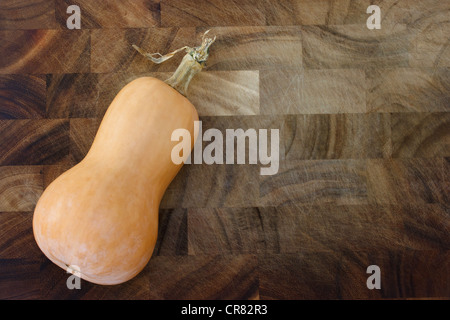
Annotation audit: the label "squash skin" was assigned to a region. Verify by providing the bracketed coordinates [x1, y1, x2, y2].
[33, 77, 198, 285]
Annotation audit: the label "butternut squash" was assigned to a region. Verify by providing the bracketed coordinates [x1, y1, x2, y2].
[32, 32, 215, 285]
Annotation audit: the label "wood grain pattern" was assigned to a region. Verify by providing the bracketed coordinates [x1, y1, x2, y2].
[154, 208, 188, 256]
[0, 0, 56, 30]
[46, 73, 99, 118]
[42, 164, 72, 188]
[0, 166, 43, 212]
[265, 0, 372, 26]
[0, 0, 449, 300]
[302, 23, 410, 69]
[146, 254, 259, 299]
[444, 157, 450, 205]
[186, 204, 445, 255]
[261, 68, 367, 114]
[366, 158, 446, 205]
[0, 74, 46, 119]
[391, 113, 450, 158]
[161, 0, 265, 27]
[259, 248, 450, 299]
[260, 159, 368, 206]
[408, 4, 450, 68]
[0, 30, 90, 74]
[161, 164, 260, 209]
[0, 258, 41, 299]
[189, 71, 260, 116]
[0, 212, 40, 259]
[258, 251, 345, 299]
[338, 249, 450, 299]
[0, 119, 69, 165]
[284, 113, 391, 159]
[69, 118, 100, 163]
[188, 207, 264, 255]
[367, 68, 450, 113]
[56, 0, 160, 29]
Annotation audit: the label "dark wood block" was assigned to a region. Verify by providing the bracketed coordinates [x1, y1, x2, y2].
[265, 0, 446, 27]
[258, 205, 399, 253]
[0, 74, 46, 119]
[391, 113, 450, 158]
[259, 67, 302, 115]
[55, 0, 160, 29]
[0, 212, 42, 259]
[147, 254, 258, 299]
[161, 163, 259, 208]
[298, 68, 367, 114]
[0, 119, 70, 165]
[46, 73, 99, 118]
[69, 118, 100, 163]
[0, 259, 41, 299]
[394, 0, 450, 26]
[161, 0, 265, 27]
[0, 30, 90, 74]
[283, 113, 391, 159]
[339, 249, 450, 299]
[189, 71, 260, 116]
[302, 24, 410, 69]
[258, 252, 346, 299]
[367, 158, 446, 205]
[444, 158, 450, 205]
[259, 248, 450, 299]
[264, 0, 370, 26]
[399, 204, 450, 250]
[0, 0, 56, 30]
[188, 207, 266, 255]
[260, 68, 367, 114]
[408, 3, 450, 68]
[153, 208, 188, 256]
[259, 204, 450, 253]
[367, 68, 450, 113]
[187, 204, 450, 257]
[260, 68, 361, 114]
[260, 159, 368, 206]
[0, 166, 43, 212]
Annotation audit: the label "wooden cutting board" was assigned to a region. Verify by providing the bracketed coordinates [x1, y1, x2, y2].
[0, 0, 449, 300]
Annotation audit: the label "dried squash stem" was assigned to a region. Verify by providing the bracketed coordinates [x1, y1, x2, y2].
[133, 30, 216, 96]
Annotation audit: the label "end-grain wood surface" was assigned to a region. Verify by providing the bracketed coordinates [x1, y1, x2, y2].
[0, 0, 449, 300]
